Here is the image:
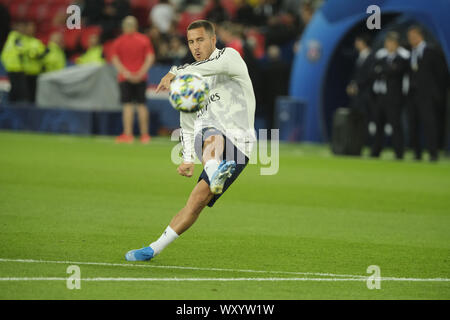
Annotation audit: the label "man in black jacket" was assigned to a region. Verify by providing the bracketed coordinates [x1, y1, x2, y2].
[371, 31, 409, 160]
[407, 25, 448, 162]
[346, 34, 375, 124]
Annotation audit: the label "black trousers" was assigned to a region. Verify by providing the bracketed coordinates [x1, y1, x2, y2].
[26, 75, 38, 103]
[7, 72, 29, 103]
[371, 94, 404, 159]
[407, 91, 439, 160]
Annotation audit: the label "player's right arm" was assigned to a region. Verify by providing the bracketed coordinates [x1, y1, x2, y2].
[177, 162, 194, 177]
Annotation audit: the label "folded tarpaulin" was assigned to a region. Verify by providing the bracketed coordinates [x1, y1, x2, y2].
[36, 64, 121, 111]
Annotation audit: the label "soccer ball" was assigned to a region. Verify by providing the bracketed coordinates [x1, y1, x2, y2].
[169, 73, 209, 113]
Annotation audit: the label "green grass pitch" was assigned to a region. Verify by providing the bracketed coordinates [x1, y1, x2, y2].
[0, 131, 449, 299]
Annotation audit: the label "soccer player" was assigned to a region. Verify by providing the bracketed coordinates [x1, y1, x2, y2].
[125, 20, 256, 261]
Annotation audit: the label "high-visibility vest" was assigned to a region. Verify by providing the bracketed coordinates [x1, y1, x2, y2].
[76, 45, 105, 65]
[42, 42, 66, 73]
[22, 35, 46, 75]
[1, 31, 25, 72]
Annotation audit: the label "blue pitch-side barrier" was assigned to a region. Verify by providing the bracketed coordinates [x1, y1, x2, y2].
[290, 0, 450, 143]
[0, 104, 93, 134]
[0, 101, 179, 137]
[0, 64, 179, 136]
[0, 104, 171, 136]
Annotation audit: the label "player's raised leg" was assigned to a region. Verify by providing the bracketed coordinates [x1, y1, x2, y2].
[125, 133, 237, 261]
[202, 134, 223, 182]
[202, 134, 236, 195]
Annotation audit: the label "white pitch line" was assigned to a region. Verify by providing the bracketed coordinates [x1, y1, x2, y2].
[0, 258, 366, 279]
[1, 258, 449, 282]
[0, 277, 449, 282]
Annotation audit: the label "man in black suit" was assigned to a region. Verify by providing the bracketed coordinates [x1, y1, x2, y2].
[407, 25, 448, 162]
[371, 31, 409, 160]
[346, 34, 375, 126]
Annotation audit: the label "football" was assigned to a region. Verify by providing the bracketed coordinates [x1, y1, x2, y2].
[169, 73, 209, 113]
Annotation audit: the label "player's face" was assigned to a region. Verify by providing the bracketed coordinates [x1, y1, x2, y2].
[187, 27, 216, 61]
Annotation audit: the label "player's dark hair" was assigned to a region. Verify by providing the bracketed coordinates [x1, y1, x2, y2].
[408, 25, 424, 37]
[187, 20, 216, 36]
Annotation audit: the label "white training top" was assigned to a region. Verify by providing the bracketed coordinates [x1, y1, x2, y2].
[169, 47, 256, 163]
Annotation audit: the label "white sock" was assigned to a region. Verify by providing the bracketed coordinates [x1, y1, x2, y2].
[149, 226, 179, 256]
[204, 159, 220, 181]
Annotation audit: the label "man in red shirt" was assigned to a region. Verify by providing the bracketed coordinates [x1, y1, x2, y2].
[112, 16, 155, 144]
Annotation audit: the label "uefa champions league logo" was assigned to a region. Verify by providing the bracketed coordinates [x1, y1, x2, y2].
[306, 40, 322, 62]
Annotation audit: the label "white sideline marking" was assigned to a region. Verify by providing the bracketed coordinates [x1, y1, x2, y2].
[0, 277, 449, 282]
[0, 258, 366, 278]
[0, 258, 449, 282]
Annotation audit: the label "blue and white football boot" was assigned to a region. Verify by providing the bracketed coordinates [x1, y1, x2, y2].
[125, 246, 155, 261]
[209, 160, 236, 195]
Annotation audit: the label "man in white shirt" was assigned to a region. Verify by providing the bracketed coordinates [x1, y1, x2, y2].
[371, 31, 409, 160]
[125, 20, 256, 261]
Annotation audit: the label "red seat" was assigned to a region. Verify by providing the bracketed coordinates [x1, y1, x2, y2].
[221, 0, 238, 17]
[51, 0, 71, 4]
[130, 0, 156, 9]
[8, 2, 28, 20]
[44, 5, 66, 23]
[25, 4, 48, 22]
[64, 28, 82, 51]
[28, 0, 47, 5]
